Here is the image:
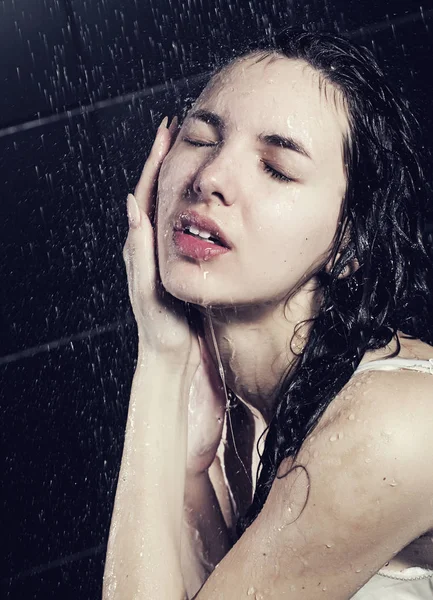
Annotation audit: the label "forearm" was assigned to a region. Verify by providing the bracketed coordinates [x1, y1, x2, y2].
[181, 471, 234, 599]
[103, 350, 192, 600]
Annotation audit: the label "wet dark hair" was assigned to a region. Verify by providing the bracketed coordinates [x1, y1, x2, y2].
[213, 28, 433, 539]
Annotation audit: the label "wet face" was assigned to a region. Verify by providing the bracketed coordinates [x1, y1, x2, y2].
[156, 54, 349, 309]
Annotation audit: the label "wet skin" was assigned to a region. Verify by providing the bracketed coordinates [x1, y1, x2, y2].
[156, 54, 349, 422]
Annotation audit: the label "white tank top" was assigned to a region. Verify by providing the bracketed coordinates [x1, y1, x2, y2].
[350, 357, 433, 599]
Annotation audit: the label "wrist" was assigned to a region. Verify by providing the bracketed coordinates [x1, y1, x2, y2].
[136, 344, 195, 372]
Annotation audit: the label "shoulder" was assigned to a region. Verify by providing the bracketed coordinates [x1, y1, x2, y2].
[271, 366, 433, 535]
[331, 362, 433, 434]
[263, 367, 433, 575]
[311, 366, 433, 492]
[194, 365, 433, 599]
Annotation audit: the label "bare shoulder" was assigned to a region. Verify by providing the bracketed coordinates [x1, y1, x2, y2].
[196, 355, 433, 599]
[322, 332, 433, 425]
[320, 350, 433, 452]
[194, 339, 433, 599]
[309, 357, 433, 522]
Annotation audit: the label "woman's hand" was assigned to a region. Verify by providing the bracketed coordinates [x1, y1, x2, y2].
[186, 334, 227, 476]
[123, 116, 200, 364]
[122, 116, 227, 476]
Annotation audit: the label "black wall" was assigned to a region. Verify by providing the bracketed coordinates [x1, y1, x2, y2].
[2, 1, 433, 598]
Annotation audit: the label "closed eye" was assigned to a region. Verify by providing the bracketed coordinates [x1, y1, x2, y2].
[262, 162, 293, 183]
[183, 138, 219, 148]
[183, 139, 293, 182]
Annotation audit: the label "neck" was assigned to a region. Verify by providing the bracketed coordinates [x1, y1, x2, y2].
[199, 281, 322, 427]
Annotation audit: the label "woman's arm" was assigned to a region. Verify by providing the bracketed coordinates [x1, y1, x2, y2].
[102, 350, 191, 600]
[191, 369, 433, 599]
[181, 467, 235, 598]
[103, 118, 235, 599]
[103, 349, 433, 599]
[103, 353, 234, 600]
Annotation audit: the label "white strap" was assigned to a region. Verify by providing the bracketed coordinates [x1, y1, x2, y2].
[354, 357, 433, 376]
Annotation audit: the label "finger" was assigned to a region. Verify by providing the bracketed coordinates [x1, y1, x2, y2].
[134, 116, 169, 217]
[122, 205, 157, 306]
[126, 193, 141, 229]
[134, 116, 175, 218]
[168, 115, 179, 139]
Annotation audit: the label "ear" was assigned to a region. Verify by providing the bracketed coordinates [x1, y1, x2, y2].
[323, 220, 359, 279]
[325, 258, 359, 279]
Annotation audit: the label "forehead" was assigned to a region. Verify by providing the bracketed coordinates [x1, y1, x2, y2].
[195, 55, 349, 163]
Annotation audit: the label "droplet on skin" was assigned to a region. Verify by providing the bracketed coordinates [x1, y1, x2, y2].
[247, 587, 255, 595]
[329, 434, 338, 442]
[325, 543, 333, 548]
[203, 270, 209, 279]
[389, 479, 398, 487]
[348, 413, 355, 421]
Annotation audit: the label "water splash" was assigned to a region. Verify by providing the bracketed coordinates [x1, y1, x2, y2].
[206, 307, 252, 487]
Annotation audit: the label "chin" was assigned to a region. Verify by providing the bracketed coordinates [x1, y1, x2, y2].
[159, 264, 216, 307]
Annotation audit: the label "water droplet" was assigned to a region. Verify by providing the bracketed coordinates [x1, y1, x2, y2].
[325, 543, 333, 548]
[329, 434, 338, 442]
[389, 479, 398, 487]
[348, 413, 355, 420]
[247, 587, 255, 595]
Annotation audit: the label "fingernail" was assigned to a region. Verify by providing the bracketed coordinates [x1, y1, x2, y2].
[127, 193, 141, 228]
[168, 116, 179, 133]
[158, 116, 169, 130]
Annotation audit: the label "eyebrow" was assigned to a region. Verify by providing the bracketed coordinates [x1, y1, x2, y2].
[259, 133, 312, 161]
[188, 109, 313, 161]
[188, 109, 225, 131]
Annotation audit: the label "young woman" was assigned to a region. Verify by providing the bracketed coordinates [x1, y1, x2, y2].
[103, 28, 433, 599]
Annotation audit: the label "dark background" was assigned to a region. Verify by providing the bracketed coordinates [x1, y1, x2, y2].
[1, 1, 433, 598]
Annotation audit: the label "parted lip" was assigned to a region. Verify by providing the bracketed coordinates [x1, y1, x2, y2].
[173, 210, 233, 249]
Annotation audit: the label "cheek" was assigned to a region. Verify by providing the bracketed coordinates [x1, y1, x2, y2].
[253, 193, 340, 266]
[157, 148, 196, 212]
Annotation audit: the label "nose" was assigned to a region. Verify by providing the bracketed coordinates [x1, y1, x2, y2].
[192, 148, 236, 206]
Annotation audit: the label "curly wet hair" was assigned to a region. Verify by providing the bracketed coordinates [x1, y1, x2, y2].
[212, 27, 433, 538]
